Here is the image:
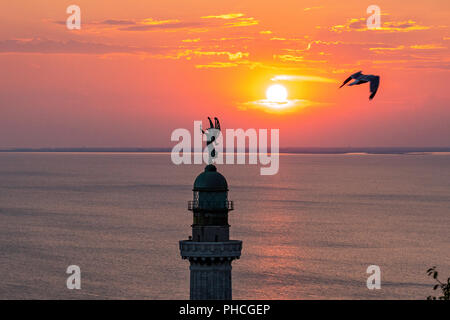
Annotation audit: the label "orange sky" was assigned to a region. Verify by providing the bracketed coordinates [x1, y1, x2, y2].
[0, 0, 449, 147]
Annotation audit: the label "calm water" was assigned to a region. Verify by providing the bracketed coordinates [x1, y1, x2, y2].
[0, 152, 449, 299]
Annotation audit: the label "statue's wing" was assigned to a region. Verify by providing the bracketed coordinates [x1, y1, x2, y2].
[214, 117, 221, 130]
[208, 117, 214, 129]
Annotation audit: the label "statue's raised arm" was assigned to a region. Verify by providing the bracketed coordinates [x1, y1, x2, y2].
[201, 116, 221, 164]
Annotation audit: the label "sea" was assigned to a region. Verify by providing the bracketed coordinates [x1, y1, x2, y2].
[0, 152, 449, 299]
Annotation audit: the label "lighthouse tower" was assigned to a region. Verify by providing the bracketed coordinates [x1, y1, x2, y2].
[179, 164, 242, 300]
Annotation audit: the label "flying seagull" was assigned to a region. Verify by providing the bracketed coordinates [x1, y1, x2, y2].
[339, 71, 380, 100]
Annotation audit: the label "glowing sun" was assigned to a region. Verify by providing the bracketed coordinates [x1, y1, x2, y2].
[266, 84, 288, 102]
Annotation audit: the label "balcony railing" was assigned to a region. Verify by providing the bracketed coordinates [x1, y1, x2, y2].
[179, 240, 242, 260]
[188, 200, 234, 211]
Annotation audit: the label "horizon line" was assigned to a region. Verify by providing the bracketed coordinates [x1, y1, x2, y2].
[1, 146, 450, 155]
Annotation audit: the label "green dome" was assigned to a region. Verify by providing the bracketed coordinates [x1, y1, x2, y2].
[193, 165, 228, 191]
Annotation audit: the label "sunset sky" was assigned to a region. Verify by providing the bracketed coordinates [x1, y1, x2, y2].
[0, 0, 449, 148]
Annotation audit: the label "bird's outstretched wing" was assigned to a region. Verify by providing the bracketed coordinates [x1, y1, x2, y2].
[369, 76, 380, 100]
[351, 71, 363, 78]
[339, 76, 352, 88]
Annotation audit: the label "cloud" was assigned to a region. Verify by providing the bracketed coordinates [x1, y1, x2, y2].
[121, 21, 201, 31]
[182, 38, 200, 43]
[273, 54, 303, 62]
[141, 18, 180, 25]
[271, 75, 338, 83]
[48, 17, 203, 32]
[303, 40, 385, 51]
[48, 18, 137, 26]
[100, 19, 136, 26]
[369, 58, 450, 71]
[330, 18, 432, 33]
[0, 38, 165, 55]
[201, 13, 258, 27]
[303, 6, 323, 11]
[369, 43, 446, 52]
[380, 20, 432, 32]
[186, 56, 308, 71]
[160, 49, 249, 61]
[238, 99, 326, 114]
[195, 62, 239, 69]
[191, 50, 249, 60]
[211, 36, 254, 41]
[201, 13, 245, 20]
[273, 54, 327, 63]
[410, 44, 447, 50]
[406, 62, 450, 70]
[369, 45, 406, 51]
[225, 17, 258, 27]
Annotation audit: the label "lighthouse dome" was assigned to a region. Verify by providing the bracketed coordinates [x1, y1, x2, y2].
[193, 165, 228, 191]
